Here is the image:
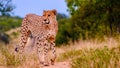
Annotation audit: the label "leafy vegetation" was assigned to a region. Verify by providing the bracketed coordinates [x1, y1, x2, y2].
[0, 16, 22, 44]
[0, 16, 22, 32]
[56, 0, 120, 45]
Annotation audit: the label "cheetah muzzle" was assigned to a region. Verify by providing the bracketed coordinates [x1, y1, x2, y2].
[44, 19, 50, 24]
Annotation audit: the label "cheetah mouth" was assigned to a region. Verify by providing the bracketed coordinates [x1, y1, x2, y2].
[43, 19, 50, 24]
[45, 21, 50, 24]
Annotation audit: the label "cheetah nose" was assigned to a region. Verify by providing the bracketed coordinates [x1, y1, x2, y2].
[44, 19, 50, 24]
[44, 19, 47, 21]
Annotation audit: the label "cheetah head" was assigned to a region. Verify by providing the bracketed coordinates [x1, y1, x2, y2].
[43, 9, 57, 24]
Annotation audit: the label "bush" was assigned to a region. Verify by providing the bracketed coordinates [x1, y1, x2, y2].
[0, 33, 9, 44]
[56, 19, 71, 45]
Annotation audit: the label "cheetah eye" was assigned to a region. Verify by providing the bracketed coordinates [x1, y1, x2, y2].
[48, 14, 50, 17]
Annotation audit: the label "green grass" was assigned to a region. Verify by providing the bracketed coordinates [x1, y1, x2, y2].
[58, 46, 120, 68]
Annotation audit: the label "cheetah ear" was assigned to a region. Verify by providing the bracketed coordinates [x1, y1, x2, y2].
[43, 10, 46, 13]
[52, 9, 57, 15]
[43, 10, 46, 16]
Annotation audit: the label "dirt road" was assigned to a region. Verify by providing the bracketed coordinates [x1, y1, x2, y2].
[43, 61, 70, 68]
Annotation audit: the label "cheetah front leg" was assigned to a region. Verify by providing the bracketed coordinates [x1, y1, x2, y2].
[36, 37, 49, 66]
[50, 41, 56, 65]
[36, 40, 44, 65]
[43, 40, 50, 66]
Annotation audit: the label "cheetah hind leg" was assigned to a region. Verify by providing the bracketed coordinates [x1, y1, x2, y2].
[15, 29, 30, 53]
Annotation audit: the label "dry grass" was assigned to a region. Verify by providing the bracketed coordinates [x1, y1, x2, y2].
[0, 43, 40, 68]
[58, 36, 120, 53]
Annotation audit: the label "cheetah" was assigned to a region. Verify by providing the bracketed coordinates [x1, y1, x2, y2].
[15, 9, 58, 66]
